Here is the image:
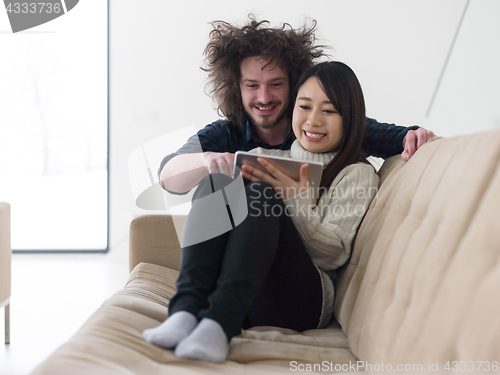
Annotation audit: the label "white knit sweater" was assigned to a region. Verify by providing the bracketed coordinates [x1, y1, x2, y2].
[249, 140, 379, 327]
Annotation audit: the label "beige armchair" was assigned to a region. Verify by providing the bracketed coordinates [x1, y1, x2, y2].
[0, 202, 11, 344]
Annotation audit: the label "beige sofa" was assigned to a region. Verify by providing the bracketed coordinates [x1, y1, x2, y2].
[32, 130, 500, 374]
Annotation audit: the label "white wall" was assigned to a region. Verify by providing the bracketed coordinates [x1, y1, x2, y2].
[109, 0, 499, 259]
[426, 0, 500, 136]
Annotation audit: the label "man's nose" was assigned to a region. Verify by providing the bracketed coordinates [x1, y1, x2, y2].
[257, 86, 272, 104]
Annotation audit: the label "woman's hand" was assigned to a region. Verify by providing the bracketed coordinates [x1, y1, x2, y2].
[241, 158, 310, 200]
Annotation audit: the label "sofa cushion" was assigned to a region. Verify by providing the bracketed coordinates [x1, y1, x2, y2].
[31, 262, 358, 374]
[335, 130, 500, 366]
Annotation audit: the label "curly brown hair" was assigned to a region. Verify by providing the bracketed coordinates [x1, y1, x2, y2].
[202, 16, 328, 125]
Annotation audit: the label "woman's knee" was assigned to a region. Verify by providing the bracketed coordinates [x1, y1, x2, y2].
[193, 173, 233, 201]
[245, 181, 276, 201]
[245, 181, 287, 218]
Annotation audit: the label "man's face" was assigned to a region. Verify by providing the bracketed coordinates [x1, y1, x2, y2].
[239, 56, 290, 130]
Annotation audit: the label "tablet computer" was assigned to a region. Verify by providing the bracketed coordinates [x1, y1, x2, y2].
[234, 151, 324, 198]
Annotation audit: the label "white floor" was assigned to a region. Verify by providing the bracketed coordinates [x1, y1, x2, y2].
[0, 253, 130, 375]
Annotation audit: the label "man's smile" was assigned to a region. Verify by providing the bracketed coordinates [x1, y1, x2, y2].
[253, 103, 279, 114]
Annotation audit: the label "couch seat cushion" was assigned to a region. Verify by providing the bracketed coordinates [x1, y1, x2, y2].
[31, 262, 357, 374]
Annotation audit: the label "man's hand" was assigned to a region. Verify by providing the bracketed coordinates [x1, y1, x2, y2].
[401, 128, 437, 161]
[204, 152, 235, 177]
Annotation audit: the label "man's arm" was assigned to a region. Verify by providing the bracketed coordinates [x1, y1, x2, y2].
[158, 122, 237, 193]
[159, 152, 206, 193]
[363, 117, 435, 160]
[159, 152, 236, 193]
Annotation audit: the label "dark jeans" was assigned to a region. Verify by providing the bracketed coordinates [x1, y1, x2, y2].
[168, 173, 323, 340]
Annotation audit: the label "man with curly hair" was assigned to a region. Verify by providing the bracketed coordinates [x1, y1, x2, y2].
[158, 17, 435, 193]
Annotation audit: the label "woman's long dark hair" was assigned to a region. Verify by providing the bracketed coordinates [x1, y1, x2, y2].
[293, 61, 367, 201]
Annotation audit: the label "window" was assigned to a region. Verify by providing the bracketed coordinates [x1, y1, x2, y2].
[0, 1, 108, 252]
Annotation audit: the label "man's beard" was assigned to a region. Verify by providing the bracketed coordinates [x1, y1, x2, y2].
[245, 105, 289, 130]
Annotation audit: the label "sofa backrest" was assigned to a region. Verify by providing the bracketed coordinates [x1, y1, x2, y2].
[334, 129, 500, 367]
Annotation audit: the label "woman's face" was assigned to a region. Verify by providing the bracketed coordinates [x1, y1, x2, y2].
[292, 77, 343, 153]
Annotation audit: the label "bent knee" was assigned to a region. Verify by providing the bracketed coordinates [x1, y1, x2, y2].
[245, 181, 275, 199]
[193, 173, 234, 200]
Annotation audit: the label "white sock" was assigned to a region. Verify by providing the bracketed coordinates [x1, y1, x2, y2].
[174, 318, 229, 363]
[142, 311, 198, 349]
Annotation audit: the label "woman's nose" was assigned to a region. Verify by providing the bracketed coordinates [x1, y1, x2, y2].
[308, 111, 322, 127]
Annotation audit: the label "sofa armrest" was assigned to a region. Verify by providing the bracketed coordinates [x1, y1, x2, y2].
[0, 202, 11, 306]
[129, 214, 185, 273]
